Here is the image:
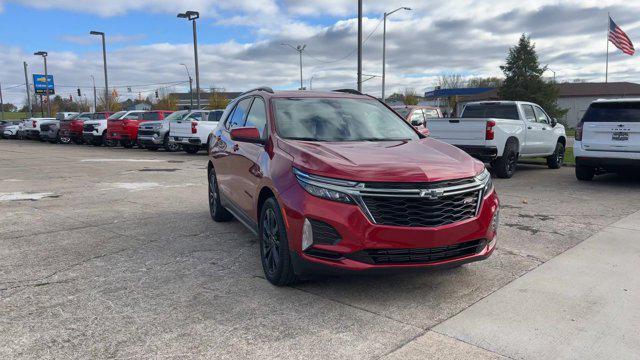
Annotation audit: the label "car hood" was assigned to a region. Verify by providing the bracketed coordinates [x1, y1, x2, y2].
[279, 138, 484, 182]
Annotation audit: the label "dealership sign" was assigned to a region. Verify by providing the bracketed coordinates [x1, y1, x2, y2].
[32, 74, 55, 95]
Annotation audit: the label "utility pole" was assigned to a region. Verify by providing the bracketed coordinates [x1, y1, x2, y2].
[90, 31, 109, 111]
[34, 51, 51, 117]
[382, 7, 411, 102]
[357, 0, 363, 92]
[0, 82, 4, 121]
[281, 43, 307, 90]
[23, 61, 32, 117]
[180, 63, 194, 109]
[178, 11, 201, 109]
[90, 75, 97, 112]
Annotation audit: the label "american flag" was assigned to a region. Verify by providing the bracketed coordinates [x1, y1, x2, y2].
[609, 16, 635, 56]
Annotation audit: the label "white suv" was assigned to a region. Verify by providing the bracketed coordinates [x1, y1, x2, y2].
[574, 99, 640, 180]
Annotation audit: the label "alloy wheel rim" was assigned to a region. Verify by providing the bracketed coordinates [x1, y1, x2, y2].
[209, 173, 217, 212]
[262, 208, 280, 275]
[508, 153, 516, 173]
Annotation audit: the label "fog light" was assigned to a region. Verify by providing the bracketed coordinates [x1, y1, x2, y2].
[301, 218, 313, 251]
[491, 208, 500, 234]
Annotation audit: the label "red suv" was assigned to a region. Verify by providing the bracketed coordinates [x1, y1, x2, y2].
[207, 88, 499, 285]
[107, 110, 173, 148]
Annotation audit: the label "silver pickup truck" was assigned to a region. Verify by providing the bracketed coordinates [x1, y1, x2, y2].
[138, 110, 188, 151]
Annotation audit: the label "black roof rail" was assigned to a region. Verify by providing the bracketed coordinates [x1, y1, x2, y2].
[240, 87, 274, 96]
[333, 89, 363, 95]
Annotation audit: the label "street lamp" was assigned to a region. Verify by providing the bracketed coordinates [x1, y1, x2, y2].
[180, 63, 194, 109]
[33, 51, 51, 117]
[382, 6, 411, 102]
[90, 75, 97, 112]
[89, 31, 109, 111]
[545, 67, 557, 82]
[282, 43, 307, 90]
[177, 11, 201, 109]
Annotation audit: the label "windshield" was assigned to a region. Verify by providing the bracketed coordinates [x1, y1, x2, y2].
[582, 102, 640, 122]
[107, 111, 127, 120]
[166, 110, 189, 121]
[393, 108, 410, 118]
[184, 112, 207, 121]
[462, 104, 519, 120]
[274, 98, 419, 142]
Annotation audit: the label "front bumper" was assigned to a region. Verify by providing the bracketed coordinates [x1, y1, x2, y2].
[82, 132, 101, 142]
[456, 145, 499, 162]
[281, 185, 499, 274]
[138, 134, 163, 146]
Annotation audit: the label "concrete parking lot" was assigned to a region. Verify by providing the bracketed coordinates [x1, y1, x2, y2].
[1, 140, 639, 359]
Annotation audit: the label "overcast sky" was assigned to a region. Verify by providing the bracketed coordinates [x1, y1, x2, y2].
[1, 0, 639, 106]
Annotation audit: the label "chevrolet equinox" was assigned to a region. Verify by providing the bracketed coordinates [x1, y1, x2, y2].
[208, 88, 499, 285]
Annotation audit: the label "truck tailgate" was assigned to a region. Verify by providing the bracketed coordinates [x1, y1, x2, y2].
[170, 118, 195, 137]
[428, 117, 487, 145]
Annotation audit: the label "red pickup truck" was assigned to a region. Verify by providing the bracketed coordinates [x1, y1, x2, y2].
[106, 110, 173, 148]
[60, 112, 111, 144]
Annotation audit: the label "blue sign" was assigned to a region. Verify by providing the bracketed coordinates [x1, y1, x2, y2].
[33, 74, 55, 95]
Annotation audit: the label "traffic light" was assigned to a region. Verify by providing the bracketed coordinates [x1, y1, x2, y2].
[69, 95, 73, 101]
[77, 88, 81, 97]
[155, 90, 159, 99]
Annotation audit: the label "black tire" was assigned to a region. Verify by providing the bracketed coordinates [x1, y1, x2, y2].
[208, 167, 233, 222]
[60, 136, 72, 144]
[575, 164, 595, 181]
[146, 146, 159, 151]
[121, 139, 133, 148]
[72, 138, 83, 145]
[163, 134, 180, 152]
[493, 141, 518, 178]
[546, 142, 565, 169]
[259, 197, 297, 286]
[184, 145, 199, 154]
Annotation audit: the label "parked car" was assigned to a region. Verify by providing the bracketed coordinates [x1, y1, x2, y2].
[2, 122, 21, 139]
[391, 105, 442, 134]
[105, 110, 150, 148]
[574, 99, 640, 180]
[428, 101, 567, 178]
[59, 112, 95, 144]
[169, 110, 222, 154]
[0, 120, 20, 138]
[138, 110, 188, 151]
[39, 119, 61, 143]
[22, 118, 56, 140]
[83, 110, 144, 147]
[207, 88, 498, 286]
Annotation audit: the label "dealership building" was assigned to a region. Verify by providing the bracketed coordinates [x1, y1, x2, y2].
[425, 82, 640, 128]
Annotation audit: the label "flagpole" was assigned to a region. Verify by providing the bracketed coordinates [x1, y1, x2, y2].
[606, 12, 610, 83]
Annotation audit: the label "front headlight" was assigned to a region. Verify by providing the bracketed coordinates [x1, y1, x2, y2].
[475, 168, 494, 197]
[294, 168, 355, 204]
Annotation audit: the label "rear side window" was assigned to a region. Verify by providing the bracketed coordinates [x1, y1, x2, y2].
[142, 112, 160, 121]
[226, 98, 252, 129]
[582, 102, 640, 122]
[245, 97, 267, 136]
[208, 111, 223, 122]
[462, 104, 519, 120]
[522, 105, 536, 122]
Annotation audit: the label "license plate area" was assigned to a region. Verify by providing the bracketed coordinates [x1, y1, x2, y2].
[612, 132, 629, 141]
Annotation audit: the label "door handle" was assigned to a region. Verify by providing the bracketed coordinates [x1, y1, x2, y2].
[232, 144, 239, 152]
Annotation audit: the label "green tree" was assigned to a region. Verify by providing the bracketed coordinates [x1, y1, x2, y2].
[402, 88, 419, 105]
[498, 34, 566, 119]
[209, 91, 230, 109]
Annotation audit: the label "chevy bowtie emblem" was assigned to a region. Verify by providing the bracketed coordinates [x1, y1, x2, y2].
[419, 189, 444, 199]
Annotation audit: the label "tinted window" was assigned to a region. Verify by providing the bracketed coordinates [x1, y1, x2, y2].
[227, 98, 252, 129]
[245, 98, 268, 136]
[533, 106, 550, 124]
[208, 110, 223, 122]
[582, 102, 640, 123]
[274, 98, 419, 142]
[166, 110, 188, 122]
[462, 104, 519, 120]
[142, 112, 160, 121]
[522, 105, 536, 122]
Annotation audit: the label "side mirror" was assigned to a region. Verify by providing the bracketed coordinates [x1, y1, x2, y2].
[411, 119, 424, 127]
[230, 127, 265, 144]
[551, 118, 557, 127]
[419, 128, 430, 137]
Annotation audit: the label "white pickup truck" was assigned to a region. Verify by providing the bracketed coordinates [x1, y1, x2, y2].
[169, 110, 223, 154]
[428, 101, 567, 178]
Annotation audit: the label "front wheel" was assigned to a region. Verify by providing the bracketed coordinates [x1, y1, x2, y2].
[121, 139, 133, 148]
[546, 142, 565, 169]
[60, 136, 72, 144]
[259, 197, 298, 286]
[163, 135, 180, 152]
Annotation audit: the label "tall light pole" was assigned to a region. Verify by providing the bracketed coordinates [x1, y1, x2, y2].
[90, 31, 109, 111]
[23, 62, 32, 117]
[180, 63, 194, 109]
[357, 0, 363, 92]
[281, 43, 307, 90]
[382, 7, 411, 102]
[34, 51, 51, 117]
[177, 11, 201, 109]
[90, 75, 97, 112]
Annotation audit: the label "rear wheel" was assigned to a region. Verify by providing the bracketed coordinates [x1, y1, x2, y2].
[492, 141, 518, 178]
[259, 197, 297, 286]
[546, 142, 565, 169]
[60, 136, 72, 144]
[72, 137, 83, 145]
[575, 163, 595, 181]
[183, 145, 199, 154]
[121, 139, 133, 148]
[103, 132, 117, 147]
[208, 168, 233, 222]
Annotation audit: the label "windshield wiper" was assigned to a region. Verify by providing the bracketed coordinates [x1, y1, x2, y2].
[285, 137, 324, 141]
[361, 138, 410, 142]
